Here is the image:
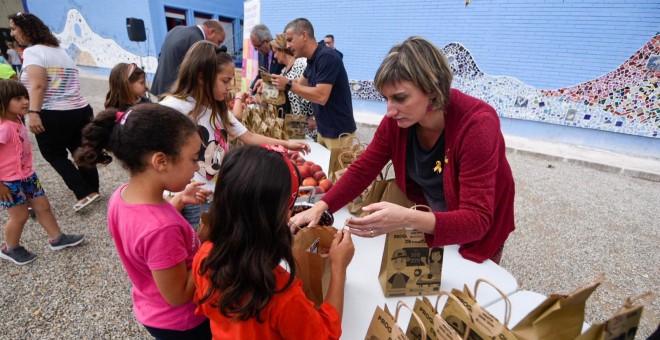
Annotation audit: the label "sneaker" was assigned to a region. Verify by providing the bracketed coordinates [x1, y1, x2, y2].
[0, 245, 37, 265]
[49, 233, 85, 251]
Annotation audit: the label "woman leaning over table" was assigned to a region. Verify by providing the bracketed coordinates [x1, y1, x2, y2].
[291, 36, 515, 264]
[8, 12, 99, 212]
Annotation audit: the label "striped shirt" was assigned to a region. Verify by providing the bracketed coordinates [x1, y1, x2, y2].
[20, 45, 88, 111]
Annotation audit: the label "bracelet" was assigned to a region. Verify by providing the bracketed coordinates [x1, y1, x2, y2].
[28, 109, 40, 114]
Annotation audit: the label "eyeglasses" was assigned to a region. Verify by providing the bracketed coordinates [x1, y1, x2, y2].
[252, 39, 268, 49]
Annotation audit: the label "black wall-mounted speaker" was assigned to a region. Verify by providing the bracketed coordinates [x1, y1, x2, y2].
[126, 18, 146, 42]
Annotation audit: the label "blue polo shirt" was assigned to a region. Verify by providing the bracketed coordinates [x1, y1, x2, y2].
[303, 43, 356, 138]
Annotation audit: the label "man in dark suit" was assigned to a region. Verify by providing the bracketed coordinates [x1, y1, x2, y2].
[151, 20, 225, 96]
[249, 24, 284, 93]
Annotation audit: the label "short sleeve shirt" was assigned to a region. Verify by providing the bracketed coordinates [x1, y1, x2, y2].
[20, 45, 88, 110]
[160, 96, 248, 191]
[303, 43, 356, 138]
[107, 185, 206, 330]
[0, 118, 34, 181]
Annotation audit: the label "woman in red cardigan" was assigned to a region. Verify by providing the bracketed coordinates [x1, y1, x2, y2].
[291, 36, 515, 263]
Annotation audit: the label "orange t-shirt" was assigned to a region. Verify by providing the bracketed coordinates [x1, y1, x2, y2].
[193, 242, 342, 340]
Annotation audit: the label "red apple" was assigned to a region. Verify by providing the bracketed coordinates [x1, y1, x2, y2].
[310, 164, 322, 173]
[314, 186, 326, 194]
[304, 161, 315, 167]
[319, 179, 333, 192]
[313, 171, 327, 182]
[298, 165, 312, 179]
[302, 177, 318, 187]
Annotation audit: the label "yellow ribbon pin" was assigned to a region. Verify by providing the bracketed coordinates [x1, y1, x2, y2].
[433, 160, 442, 174]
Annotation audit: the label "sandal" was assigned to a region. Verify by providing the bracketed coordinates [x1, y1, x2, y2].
[73, 193, 100, 212]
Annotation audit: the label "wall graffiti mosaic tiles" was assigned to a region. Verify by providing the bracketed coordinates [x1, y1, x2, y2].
[349, 34, 660, 138]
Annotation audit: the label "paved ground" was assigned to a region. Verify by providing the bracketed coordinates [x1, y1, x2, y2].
[0, 75, 657, 338]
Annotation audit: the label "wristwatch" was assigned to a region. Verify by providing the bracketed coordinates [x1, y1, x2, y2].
[285, 80, 293, 91]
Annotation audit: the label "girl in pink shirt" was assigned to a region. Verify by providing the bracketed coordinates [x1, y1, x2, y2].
[73, 103, 211, 338]
[0, 79, 84, 265]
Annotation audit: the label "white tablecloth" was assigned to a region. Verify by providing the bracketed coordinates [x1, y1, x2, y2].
[294, 140, 521, 339]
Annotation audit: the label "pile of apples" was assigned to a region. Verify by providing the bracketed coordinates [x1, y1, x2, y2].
[287, 150, 333, 196]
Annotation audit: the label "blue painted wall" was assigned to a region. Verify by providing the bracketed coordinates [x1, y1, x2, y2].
[25, 0, 243, 68]
[259, 0, 659, 89]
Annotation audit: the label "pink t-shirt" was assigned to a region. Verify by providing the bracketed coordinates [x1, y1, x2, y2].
[107, 184, 206, 330]
[0, 117, 34, 181]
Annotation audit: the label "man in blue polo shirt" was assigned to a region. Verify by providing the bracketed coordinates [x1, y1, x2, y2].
[271, 18, 356, 149]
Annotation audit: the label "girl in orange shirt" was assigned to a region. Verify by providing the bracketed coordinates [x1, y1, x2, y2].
[193, 145, 354, 339]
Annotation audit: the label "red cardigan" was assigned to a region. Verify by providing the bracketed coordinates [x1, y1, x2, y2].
[322, 89, 515, 263]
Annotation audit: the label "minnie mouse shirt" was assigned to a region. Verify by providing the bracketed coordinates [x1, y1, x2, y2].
[160, 96, 247, 192]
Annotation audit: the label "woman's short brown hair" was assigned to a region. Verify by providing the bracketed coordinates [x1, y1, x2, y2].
[374, 36, 453, 111]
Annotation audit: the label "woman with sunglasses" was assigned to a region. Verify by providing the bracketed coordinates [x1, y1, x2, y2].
[105, 62, 151, 110]
[8, 12, 100, 212]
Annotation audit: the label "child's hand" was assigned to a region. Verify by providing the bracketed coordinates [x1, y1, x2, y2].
[0, 184, 13, 203]
[329, 229, 354, 272]
[286, 141, 311, 155]
[180, 182, 212, 205]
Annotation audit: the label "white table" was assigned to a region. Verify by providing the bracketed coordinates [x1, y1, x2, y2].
[293, 140, 331, 174]
[294, 140, 520, 339]
[334, 207, 519, 339]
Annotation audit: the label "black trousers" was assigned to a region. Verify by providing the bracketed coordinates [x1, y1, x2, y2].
[34, 105, 99, 200]
[144, 319, 212, 340]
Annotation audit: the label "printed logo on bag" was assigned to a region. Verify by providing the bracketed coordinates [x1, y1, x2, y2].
[377, 315, 393, 333]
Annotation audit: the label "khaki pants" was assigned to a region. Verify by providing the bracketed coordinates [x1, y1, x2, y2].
[317, 132, 356, 150]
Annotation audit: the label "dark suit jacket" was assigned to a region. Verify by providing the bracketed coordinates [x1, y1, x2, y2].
[151, 25, 204, 96]
[250, 50, 285, 91]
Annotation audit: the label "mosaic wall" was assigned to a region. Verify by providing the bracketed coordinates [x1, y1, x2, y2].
[55, 9, 158, 73]
[349, 34, 660, 138]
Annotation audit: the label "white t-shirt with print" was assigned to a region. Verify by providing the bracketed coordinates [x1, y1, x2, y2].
[20, 45, 88, 110]
[160, 96, 248, 192]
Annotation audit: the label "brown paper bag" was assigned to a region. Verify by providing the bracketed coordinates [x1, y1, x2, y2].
[348, 163, 393, 216]
[441, 279, 517, 340]
[512, 275, 604, 340]
[406, 292, 466, 340]
[285, 114, 307, 139]
[380, 180, 415, 208]
[291, 226, 337, 308]
[576, 292, 654, 340]
[366, 301, 426, 340]
[328, 134, 364, 182]
[379, 206, 443, 297]
[260, 70, 287, 106]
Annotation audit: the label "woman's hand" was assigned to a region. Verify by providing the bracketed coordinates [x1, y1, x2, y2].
[0, 184, 13, 203]
[28, 113, 45, 134]
[344, 202, 415, 238]
[285, 140, 311, 155]
[179, 182, 212, 206]
[289, 201, 329, 234]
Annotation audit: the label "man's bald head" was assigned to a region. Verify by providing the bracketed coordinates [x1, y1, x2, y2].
[201, 20, 226, 46]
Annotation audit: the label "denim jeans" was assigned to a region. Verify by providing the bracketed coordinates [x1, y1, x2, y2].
[181, 201, 211, 230]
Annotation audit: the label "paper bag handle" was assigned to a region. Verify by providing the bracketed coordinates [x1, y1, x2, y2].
[474, 278, 512, 327]
[433, 290, 473, 323]
[395, 300, 427, 340]
[337, 151, 355, 169]
[623, 291, 655, 309]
